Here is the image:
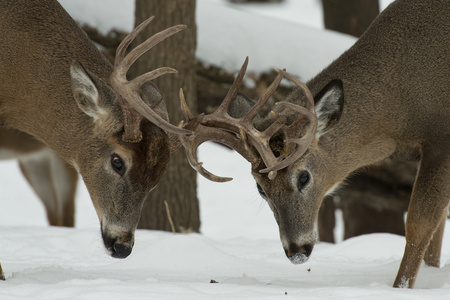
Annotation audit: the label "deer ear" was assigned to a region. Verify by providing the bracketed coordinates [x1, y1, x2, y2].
[314, 79, 344, 137]
[70, 60, 103, 119]
[227, 92, 254, 118]
[70, 60, 123, 135]
[140, 81, 169, 122]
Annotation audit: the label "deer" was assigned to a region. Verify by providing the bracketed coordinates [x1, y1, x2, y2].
[173, 0, 449, 289]
[0, 0, 192, 280]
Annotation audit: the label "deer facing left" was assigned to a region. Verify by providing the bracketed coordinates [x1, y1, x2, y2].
[0, 0, 191, 279]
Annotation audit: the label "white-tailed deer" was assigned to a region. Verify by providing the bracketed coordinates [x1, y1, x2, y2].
[176, 0, 449, 288]
[0, 0, 191, 279]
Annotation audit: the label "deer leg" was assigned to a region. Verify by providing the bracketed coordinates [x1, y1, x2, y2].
[0, 262, 5, 280]
[424, 212, 446, 267]
[19, 149, 77, 227]
[19, 153, 58, 225]
[318, 195, 335, 243]
[393, 151, 450, 288]
[50, 155, 78, 227]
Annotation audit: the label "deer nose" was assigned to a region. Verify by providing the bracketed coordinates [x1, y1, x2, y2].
[101, 228, 135, 259]
[112, 240, 133, 258]
[284, 243, 313, 264]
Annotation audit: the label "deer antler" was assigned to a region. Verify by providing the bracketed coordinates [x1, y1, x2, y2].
[110, 16, 191, 142]
[259, 69, 318, 175]
[177, 57, 318, 181]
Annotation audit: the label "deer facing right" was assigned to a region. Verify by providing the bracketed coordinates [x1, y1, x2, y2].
[0, 0, 191, 280]
[175, 0, 449, 288]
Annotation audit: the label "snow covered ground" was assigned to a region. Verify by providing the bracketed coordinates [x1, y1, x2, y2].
[1, 0, 449, 299]
[1, 142, 450, 299]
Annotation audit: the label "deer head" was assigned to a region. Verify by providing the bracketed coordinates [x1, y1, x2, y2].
[67, 16, 193, 258]
[174, 57, 327, 263]
[1, 0, 193, 261]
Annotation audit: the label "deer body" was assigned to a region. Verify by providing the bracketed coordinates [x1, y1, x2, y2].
[251, 0, 449, 288]
[0, 0, 186, 269]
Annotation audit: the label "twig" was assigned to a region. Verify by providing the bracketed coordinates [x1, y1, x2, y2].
[164, 200, 176, 233]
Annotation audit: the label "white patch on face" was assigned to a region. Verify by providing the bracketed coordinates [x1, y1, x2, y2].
[102, 218, 134, 238]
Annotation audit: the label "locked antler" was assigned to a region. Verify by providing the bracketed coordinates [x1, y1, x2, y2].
[110, 16, 191, 142]
[177, 57, 318, 181]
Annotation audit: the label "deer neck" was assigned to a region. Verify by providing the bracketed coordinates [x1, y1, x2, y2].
[308, 66, 398, 177]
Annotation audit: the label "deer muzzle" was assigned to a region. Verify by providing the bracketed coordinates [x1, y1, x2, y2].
[101, 224, 135, 259]
[284, 243, 314, 264]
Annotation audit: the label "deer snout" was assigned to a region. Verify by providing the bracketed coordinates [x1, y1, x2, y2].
[112, 238, 133, 258]
[101, 226, 135, 259]
[284, 243, 313, 264]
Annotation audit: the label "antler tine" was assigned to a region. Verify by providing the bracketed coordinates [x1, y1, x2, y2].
[182, 126, 261, 182]
[114, 16, 155, 69]
[123, 93, 192, 134]
[236, 70, 285, 180]
[214, 57, 249, 115]
[243, 71, 284, 123]
[120, 24, 187, 78]
[175, 59, 317, 182]
[110, 17, 191, 140]
[274, 68, 315, 113]
[130, 67, 178, 90]
[258, 70, 318, 175]
[179, 88, 195, 121]
[181, 129, 234, 183]
[177, 88, 259, 182]
[276, 102, 316, 122]
[259, 122, 315, 174]
[261, 115, 287, 139]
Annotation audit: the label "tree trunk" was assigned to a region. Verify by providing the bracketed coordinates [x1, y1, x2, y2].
[322, 0, 379, 37]
[132, 0, 200, 232]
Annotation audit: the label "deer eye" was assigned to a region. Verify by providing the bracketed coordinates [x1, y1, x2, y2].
[256, 183, 266, 197]
[111, 154, 126, 176]
[297, 171, 310, 191]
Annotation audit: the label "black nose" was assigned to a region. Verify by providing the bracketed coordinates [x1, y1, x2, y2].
[284, 243, 313, 264]
[112, 241, 133, 259]
[101, 228, 134, 259]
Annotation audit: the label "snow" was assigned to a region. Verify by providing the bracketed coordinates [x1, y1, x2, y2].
[2, 0, 449, 299]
